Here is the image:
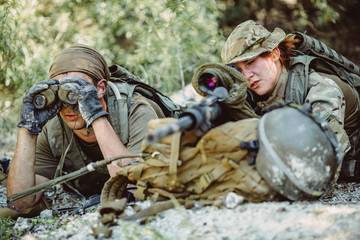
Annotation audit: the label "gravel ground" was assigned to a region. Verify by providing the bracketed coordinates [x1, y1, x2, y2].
[1, 181, 360, 240]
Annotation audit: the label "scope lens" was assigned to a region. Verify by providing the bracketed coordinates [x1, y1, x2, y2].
[206, 76, 217, 88]
[199, 72, 219, 93]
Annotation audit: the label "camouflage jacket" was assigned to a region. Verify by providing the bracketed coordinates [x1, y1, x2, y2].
[255, 56, 351, 155]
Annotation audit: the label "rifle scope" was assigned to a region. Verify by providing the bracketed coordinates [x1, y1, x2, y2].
[197, 68, 260, 112]
[198, 71, 220, 94]
[146, 86, 228, 145]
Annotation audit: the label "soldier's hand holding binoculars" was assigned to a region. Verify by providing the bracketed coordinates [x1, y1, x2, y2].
[17, 79, 62, 135]
[59, 77, 108, 127]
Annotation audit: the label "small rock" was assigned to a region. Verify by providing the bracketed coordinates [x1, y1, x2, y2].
[40, 209, 53, 219]
[14, 217, 34, 232]
[224, 192, 245, 209]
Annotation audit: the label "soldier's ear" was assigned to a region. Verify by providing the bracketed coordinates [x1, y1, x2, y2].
[271, 48, 280, 61]
[97, 79, 107, 98]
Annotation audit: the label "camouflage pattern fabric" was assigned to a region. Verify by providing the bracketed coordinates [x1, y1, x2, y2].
[305, 70, 350, 153]
[255, 65, 350, 155]
[219, 20, 352, 154]
[220, 19, 358, 180]
[221, 20, 286, 64]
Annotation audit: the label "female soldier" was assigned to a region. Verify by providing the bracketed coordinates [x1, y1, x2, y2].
[221, 20, 360, 180]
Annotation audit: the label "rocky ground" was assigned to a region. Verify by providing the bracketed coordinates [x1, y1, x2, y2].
[1, 181, 360, 240]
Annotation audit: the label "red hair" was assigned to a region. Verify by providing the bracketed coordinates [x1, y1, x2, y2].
[277, 36, 301, 68]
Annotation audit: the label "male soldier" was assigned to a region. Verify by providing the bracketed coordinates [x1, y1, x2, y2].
[6, 44, 165, 215]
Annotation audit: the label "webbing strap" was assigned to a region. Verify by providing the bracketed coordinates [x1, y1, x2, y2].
[144, 158, 169, 167]
[54, 131, 74, 178]
[169, 132, 181, 175]
[198, 139, 207, 163]
[194, 160, 233, 194]
[134, 180, 147, 200]
[131, 165, 144, 180]
[169, 132, 182, 190]
[107, 81, 131, 145]
[148, 188, 189, 199]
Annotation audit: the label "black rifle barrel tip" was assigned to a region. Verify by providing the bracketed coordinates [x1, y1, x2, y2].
[146, 132, 160, 145]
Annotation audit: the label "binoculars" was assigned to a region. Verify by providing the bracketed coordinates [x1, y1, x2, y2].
[33, 84, 79, 109]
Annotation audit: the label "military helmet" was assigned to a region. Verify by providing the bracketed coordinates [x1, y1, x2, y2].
[255, 102, 343, 200]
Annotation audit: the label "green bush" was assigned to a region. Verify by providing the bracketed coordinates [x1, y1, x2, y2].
[1, 0, 359, 153]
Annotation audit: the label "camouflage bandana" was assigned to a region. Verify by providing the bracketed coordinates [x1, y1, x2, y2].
[221, 20, 286, 64]
[49, 44, 110, 82]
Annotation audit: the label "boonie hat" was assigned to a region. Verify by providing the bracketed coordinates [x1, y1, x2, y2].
[221, 20, 286, 64]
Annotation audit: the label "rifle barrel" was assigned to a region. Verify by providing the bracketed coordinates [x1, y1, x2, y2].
[7, 153, 147, 204]
[146, 116, 194, 145]
[146, 87, 228, 145]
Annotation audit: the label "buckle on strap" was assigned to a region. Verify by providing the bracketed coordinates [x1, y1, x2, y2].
[134, 181, 148, 200]
[240, 140, 259, 165]
[195, 161, 232, 193]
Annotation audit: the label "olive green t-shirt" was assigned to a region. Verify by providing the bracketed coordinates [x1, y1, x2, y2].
[35, 93, 164, 195]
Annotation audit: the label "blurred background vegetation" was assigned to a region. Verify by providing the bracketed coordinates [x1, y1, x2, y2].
[1, 0, 360, 155]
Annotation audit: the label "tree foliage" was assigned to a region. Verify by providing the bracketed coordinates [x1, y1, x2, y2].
[1, 0, 223, 97]
[0, 0, 359, 137]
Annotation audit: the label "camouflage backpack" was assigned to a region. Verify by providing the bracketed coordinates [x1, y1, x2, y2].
[101, 117, 278, 206]
[286, 32, 360, 106]
[98, 105, 341, 224]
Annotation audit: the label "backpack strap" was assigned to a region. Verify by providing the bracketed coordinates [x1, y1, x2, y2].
[285, 55, 313, 104]
[287, 55, 360, 178]
[106, 81, 135, 145]
[287, 54, 360, 112]
[106, 64, 182, 145]
[107, 80, 166, 146]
